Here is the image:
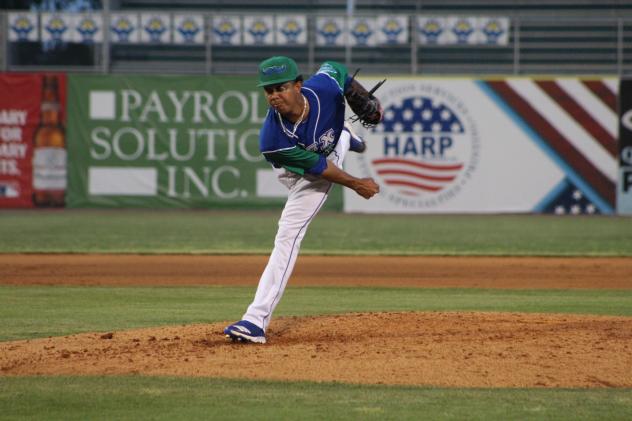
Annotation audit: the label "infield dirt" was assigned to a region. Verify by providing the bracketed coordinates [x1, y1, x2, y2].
[1, 255, 631, 388]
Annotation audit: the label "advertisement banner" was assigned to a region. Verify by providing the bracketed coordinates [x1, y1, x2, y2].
[0, 73, 67, 208]
[67, 74, 328, 209]
[618, 79, 632, 214]
[344, 78, 617, 214]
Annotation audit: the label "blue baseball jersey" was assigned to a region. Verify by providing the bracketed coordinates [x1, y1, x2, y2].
[259, 61, 350, 176]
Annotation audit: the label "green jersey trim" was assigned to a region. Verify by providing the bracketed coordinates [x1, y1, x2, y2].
[263, 146, 323, 175]
[316, 61, 348, 91]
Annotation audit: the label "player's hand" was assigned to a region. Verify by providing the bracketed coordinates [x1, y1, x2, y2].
[354, 177, 380, 199]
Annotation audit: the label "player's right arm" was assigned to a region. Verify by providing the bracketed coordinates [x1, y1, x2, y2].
[320, 160, 379, 199]
[263, 147, 379, 199]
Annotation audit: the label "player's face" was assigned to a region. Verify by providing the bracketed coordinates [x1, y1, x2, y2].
[263, 81, 302, 116]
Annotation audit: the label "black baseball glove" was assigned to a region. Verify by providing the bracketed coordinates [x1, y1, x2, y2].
[344, 70, 386, 129]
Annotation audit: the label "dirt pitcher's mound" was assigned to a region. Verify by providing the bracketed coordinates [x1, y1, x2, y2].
[2, 312, 631, 388]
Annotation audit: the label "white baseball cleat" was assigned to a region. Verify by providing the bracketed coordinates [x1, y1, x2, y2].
[223, 320, 267, 344]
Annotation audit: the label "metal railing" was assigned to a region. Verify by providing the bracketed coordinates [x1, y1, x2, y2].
[2, 11, 631, 75]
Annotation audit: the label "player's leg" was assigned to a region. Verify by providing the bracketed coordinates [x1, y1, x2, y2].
[239, 132, 351, 332]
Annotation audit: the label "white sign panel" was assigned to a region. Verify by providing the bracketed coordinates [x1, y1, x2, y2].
[140, 13, 171, 43]
[348, 17, 377, 47]
[212, 16, 242, 45]
[8, 13, 38, 42]
[72, 14, 103, 43]
[478, 17, 510, 46]
[110, 13, 140, 43]
[244, 15, 274, 45]
[445, 16, 478, 45]
[276, 15, 307, 45]
[344, 79, 585, 213]
[416, 17, 447, 45]
[316, 16, 346, 47]
[376, 15, 408, 45]
[41, 13, 72, 42]
[173, 14, 204, 44]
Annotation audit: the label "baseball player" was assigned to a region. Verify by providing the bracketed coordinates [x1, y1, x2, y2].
[224, 56, 383, 344]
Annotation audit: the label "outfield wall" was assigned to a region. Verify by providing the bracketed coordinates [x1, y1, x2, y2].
[0, 73, 625, 214]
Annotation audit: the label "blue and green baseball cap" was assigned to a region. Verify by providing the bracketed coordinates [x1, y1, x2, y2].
[257, 56, 300, 87]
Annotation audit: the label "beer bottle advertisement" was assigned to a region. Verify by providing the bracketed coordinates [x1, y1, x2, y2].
[32, 74, 68, 207]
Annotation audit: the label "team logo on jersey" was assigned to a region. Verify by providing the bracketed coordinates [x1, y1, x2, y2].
[77, 17, 99, 42]
[381, 18, 403, 44]
[419, 19, 443, 44]
[451, 19, 474, 44]
[214, 19, 238, 44]
[315, 128, 336, 153]
[279, 19, 303, 44]
[481, 19, 505, 44]
[176, 18, 201, 43]
[45, 16, 68, 41]
[10, 16, 35, 41]
[357, 83, 480, 209]
[351, 20, 373, 45]
[144, 17, 168, 42]
[111, 17, 135, 42]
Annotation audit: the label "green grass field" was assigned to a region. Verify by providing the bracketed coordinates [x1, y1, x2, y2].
[1, 210, 631, 420]
[0, 210, 631, 255]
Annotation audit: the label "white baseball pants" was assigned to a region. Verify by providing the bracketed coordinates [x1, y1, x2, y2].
[242, 131, 351, 331]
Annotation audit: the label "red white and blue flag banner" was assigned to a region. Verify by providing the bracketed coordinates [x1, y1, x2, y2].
[618, 79, 632, 214]
[344, 78, 618, 214]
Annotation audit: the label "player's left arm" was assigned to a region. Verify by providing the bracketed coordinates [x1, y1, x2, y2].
[317, 61, 384, 128]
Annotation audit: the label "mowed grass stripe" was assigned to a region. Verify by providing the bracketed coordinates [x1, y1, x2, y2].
[1, 286, 632, 341]
[0, 376, 631, 421]
[0, 210, 631, 255]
